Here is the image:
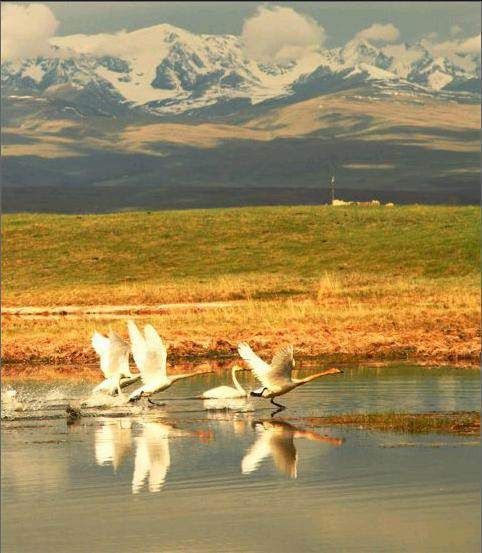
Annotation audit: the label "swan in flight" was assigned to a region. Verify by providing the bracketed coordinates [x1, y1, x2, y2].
[201, 365, 247, 399]
[95, 418, 132, 471]
[132, 421, 213, 494]
[127, 320, 212, 402]
[238, 342, 342, 412]
[242, 420, 343, 478]
[91, 330, 140, 396]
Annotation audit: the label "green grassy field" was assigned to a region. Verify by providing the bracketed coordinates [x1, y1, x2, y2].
[2, 205, 480, 367]
[2, 205, 479, 305]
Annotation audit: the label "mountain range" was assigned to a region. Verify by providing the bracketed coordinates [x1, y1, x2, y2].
[1, 24, 480, 211]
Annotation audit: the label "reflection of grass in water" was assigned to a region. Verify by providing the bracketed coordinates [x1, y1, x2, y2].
[297, 411, 480, 436]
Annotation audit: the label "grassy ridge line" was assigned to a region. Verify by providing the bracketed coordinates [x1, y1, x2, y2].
[2, 205, 479, 305]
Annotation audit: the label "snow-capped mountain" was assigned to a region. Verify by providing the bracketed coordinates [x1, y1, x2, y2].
[1, 23, 479, 118]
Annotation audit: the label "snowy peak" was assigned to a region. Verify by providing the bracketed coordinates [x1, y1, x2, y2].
[2, 23, 479, 117]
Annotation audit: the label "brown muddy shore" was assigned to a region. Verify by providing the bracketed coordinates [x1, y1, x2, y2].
[1, 339, 479, 373]
[2, 295, 479, 371]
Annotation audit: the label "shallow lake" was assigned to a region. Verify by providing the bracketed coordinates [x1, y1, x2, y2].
[1, 365, 480, 552]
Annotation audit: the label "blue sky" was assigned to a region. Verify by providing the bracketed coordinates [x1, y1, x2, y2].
[41, 2, 480, 45]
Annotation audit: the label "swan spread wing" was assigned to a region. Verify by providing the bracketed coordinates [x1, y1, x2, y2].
[127, 320, 147, 370]
[107, 330, 131, 377]
[268, 345, 295, 387]
[143, 324, 167, 375]
[92, 331, 117, 378]
[237, 342, 271, 387]
[238, 342, 293, 389]
[127, 321, 167, 383]
[241, 429, 271, 474]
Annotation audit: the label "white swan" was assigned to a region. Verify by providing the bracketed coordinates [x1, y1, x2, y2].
[127, 320, 212, 402]
[91, 330, 140, 396]
[242, 420, 344, 478]
[238, 342, 342, 412]
[201, 365, 247, 399]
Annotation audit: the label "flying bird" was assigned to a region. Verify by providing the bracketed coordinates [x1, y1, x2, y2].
[91, 330, 140, 396]
[126, 320, 212, 402]
[237, 342, 342, 412]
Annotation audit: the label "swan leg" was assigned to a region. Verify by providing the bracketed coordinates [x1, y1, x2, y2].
[270, 397, 286, 417]
[270, 397, 286, 409]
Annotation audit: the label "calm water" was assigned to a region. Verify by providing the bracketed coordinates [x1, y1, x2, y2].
[1, 365, 480, 552]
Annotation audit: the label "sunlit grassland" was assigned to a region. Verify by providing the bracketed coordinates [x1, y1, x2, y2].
[1, 205, 480, 366]
[2, 205, 479, 305]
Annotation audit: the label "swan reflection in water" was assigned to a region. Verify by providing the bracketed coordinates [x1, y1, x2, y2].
[242, 420, 344, 479]
[95, 418, 133, 471]
[94, 418, 212, 494]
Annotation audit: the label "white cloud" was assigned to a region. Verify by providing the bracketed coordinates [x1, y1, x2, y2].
[241, 6, 324, 66]
[457, 34, 481, 54]
[421, 33, 481, 58]
[353, 23, 400, 44]
[1, 3, 59, 61]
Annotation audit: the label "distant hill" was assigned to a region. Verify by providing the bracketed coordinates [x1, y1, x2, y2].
[1, 23, 480, 212]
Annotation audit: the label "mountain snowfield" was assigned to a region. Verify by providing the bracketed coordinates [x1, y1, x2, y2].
[2, 23, 480, 117]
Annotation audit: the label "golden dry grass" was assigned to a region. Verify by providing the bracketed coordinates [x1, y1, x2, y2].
[2, 206, 479, 369]
[2, 274, 479, 367]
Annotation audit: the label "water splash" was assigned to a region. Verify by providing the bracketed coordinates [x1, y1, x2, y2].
[1, 388, 24, 418]
[1, 385, 83, 419]
[0, 387, 51, 418]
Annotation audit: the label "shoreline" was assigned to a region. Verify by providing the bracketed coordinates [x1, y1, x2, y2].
[2, 355, 479, 381]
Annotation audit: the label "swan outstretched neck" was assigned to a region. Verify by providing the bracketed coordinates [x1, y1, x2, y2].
[293, 368, 342, 385]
